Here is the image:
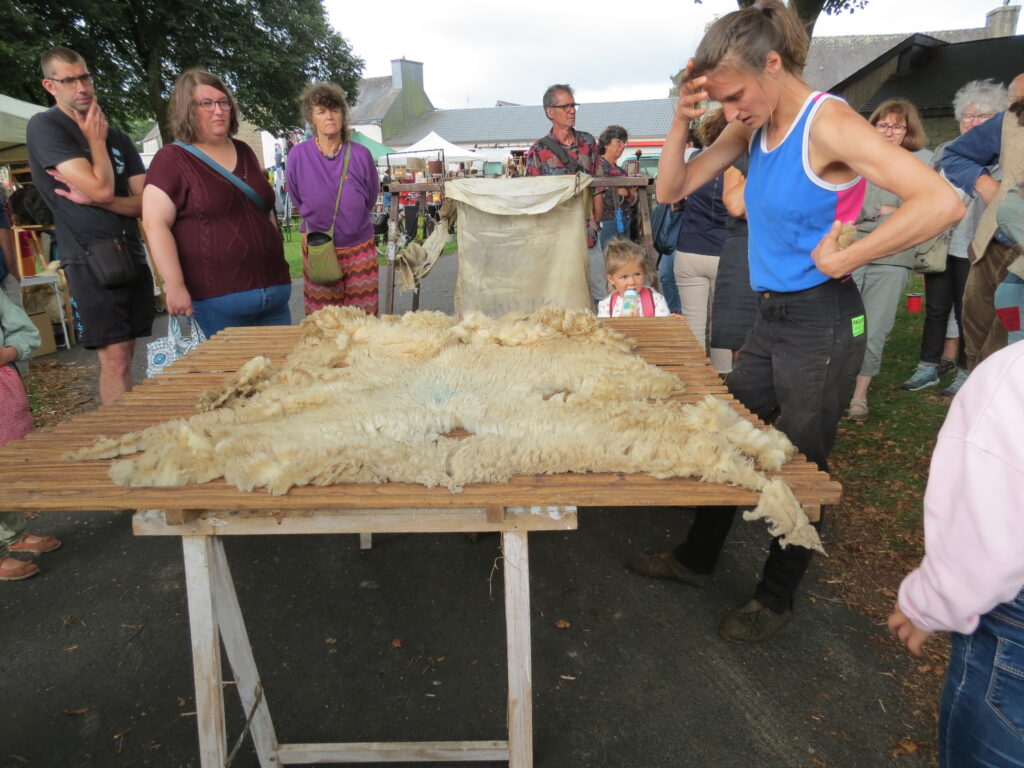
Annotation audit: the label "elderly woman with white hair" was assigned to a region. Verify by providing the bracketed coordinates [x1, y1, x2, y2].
[900, 79, 1009, 396]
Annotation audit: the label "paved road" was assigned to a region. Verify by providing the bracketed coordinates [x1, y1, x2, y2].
[2, 256, 931, 768]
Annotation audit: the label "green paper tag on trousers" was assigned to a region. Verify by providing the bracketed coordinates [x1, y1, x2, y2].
[851, 315, 865, 337]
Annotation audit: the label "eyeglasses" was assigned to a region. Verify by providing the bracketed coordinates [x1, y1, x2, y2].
[194, 98, 232, 113]
[47, 73, 92, 87]
[961, 112, 994, 124]
[875, 122, 907, 135]
[550, 102, 579, 112]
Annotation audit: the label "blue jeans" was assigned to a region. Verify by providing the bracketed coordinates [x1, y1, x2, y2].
[599, 213, 632, 251]
[940, 588, 1024, 767]
[658, 251, 681, 314]
[192, 284, 292, 338]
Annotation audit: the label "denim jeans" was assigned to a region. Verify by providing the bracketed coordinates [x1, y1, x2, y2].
[599, 212, 632, 251]
[192, 284, 292, 338]
[940, 588, 1024, 767]
[658, 252, 682, 314]
[675, 278, 866, 612]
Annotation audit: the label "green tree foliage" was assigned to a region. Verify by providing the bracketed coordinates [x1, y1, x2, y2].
[0, 0, 363, 141]
[671, 0, 868, 93]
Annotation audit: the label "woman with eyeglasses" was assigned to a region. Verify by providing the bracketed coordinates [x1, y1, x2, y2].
[595, 125, 637, 251]
[846, 98, 932, 421]
[285, 83, 379, 315]
[142, 69, 291, 337]
[900, 79, 1009, 397]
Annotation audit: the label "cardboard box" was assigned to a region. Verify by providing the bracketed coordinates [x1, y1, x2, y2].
[28, 312, 57, 358]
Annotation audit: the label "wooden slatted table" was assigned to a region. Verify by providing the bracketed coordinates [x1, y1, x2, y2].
[0, 317, 840, 768]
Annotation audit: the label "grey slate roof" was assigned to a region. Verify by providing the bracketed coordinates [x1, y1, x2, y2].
[806, 27, 988, 91]
[385, 98, 679, 148]
[859, 36, 1024, 117]
[349, 76, 398, 123]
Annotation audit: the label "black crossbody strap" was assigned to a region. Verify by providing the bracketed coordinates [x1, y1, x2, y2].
[538, 136, 581, 174]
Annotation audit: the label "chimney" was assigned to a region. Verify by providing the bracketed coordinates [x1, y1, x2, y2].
[985, 3, 1020, 37]
[391, 59, 424, 91]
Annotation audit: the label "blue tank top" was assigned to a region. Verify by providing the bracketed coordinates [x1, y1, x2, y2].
[745, 92, 866, 292]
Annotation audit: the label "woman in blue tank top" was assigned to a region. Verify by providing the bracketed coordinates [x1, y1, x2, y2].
[628, 0, 963, 645]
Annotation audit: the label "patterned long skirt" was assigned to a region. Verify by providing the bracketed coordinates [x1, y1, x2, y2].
[304, 236, 379, 316]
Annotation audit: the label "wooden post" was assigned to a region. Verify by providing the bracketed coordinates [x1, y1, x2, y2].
[384, 193, 401, 315]
[502, 530, 533, 768]
[208, 538, 282, 768]
[182, 537, 227, 768]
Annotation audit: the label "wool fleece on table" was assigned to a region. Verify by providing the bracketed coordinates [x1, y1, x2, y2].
[67, 307, 821, 551]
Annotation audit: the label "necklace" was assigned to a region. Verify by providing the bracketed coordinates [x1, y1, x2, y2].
[316, 136, 341, 159]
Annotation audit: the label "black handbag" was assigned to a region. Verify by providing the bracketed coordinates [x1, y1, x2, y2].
[85, 237, 138, 288]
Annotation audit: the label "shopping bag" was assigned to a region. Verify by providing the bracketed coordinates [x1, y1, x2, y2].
[146, 316, 207, 377]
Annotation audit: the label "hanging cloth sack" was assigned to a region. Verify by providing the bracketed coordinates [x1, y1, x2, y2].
[306, 144, 352, 285]
[146, 316, 207, 377]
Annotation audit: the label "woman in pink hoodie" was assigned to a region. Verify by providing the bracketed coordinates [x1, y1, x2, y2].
[889, 341, 1024, 767]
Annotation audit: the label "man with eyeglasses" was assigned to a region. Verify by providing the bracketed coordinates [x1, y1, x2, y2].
[941, 73, 1024, 370]
[526, 84, 606, 302]
[27, 46, 154, 404]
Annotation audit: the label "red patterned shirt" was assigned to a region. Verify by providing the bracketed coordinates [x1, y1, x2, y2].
[525, 130, 599, 177]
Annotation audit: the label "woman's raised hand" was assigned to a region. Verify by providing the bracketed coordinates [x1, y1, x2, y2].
[674, 59, 709, 122]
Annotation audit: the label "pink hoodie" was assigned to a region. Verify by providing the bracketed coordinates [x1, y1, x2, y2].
[898, 342, 1024, 635]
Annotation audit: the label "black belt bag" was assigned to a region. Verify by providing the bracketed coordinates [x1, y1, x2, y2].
[86, 237, 138, 288]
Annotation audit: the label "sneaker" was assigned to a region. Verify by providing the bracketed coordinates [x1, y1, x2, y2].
[901, 362, 940, 391]
[0, 556, 40, 581]
[940, 368, 969, 397]
[937, 357, 956, 377]
[625, 552, 708, 588]
[8, 534, 61, 554]
[718, 599, 792, 643]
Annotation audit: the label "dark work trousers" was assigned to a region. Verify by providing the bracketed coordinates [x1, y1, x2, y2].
[674, 278, 867, 613]
[921, 257, 970, 368]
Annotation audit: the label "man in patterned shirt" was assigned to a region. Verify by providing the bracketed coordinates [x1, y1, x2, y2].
[526, 84, 605, 301]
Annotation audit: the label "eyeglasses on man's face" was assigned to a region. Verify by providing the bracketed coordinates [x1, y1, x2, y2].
[961, 112, 994, 124]
[47, 73, 93, 87]
[875, 122, 907, 135]
[550, 102, 579, 113]
[194, 98, 232, 113]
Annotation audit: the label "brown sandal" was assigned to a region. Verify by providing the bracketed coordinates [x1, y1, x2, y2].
[0, 557, 40, 581]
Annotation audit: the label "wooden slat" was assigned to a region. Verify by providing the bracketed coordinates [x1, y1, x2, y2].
[132, 506, 579, 537]
[275, 740, 509, 764]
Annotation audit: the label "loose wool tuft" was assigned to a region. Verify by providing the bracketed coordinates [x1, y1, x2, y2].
[66, 307, 820, 550]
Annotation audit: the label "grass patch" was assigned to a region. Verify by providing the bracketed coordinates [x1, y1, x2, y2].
[826, 273, 956, 741]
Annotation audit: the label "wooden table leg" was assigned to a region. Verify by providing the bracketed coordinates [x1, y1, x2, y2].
[502, 531, 533, 768]
[208, 538, 281, 768]
[183, 536, 227, 767]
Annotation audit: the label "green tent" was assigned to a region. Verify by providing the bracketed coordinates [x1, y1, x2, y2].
[351, 131, 395, 161]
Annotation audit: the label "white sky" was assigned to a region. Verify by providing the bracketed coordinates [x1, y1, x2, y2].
[323, 0, 1018, 109]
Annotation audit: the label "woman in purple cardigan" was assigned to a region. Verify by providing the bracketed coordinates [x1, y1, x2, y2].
[286, 83, 379, 315]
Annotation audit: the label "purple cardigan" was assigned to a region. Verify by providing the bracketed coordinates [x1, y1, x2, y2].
[286, 138, 377, 247]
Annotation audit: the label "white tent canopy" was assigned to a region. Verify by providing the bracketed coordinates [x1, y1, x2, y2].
[1, 94, 48, 165]
[395, 131, 481, 163]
